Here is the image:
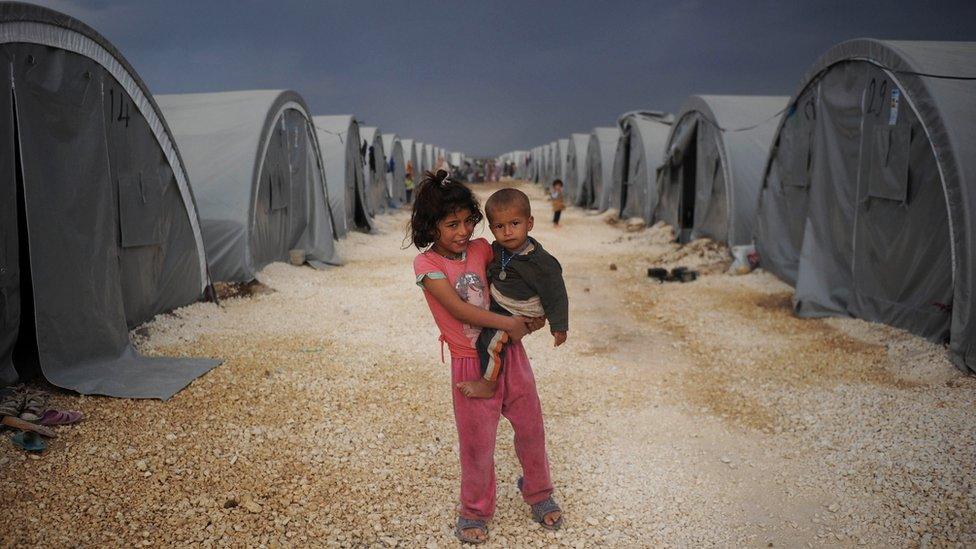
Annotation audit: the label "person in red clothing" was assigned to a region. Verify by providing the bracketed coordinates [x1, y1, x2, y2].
[409, 170, 563, 544]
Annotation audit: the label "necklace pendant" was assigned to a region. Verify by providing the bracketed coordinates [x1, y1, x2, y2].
[498, 270, 507, 281]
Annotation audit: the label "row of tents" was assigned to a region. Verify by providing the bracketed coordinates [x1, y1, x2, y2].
[0, 3, 466, 399]
[501, 39, 976, 375]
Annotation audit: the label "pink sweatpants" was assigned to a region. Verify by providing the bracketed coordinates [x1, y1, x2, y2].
[451, 341, 554, 520]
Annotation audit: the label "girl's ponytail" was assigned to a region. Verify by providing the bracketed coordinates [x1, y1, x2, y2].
[406, 170, 482, 250]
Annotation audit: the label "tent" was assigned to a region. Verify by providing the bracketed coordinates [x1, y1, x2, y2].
[415, 141, 428, 178]
[400, 138, 417, 190]
[655, 95, 788, 244]
[312, 115, 371, 236]
[557, 139, 570, 184]
[610, 111, 673, 220]
[0, 2, 217, 399]
[754, 39, 976, 373]
[382, 133, 407, 207]
[360, 126, 388, 215]
[580, 127, 621, 210]
[157, 90, 340, 283]
[450, 151, 462, 168]
[566, 133, 591, 204]
[424, 143, 435, 172]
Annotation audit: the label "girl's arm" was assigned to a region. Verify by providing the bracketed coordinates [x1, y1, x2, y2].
[422, 277, 531, 340]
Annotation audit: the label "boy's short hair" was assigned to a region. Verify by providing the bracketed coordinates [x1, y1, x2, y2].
[485, 188, 532, 220]
[552, 179, 564, 188]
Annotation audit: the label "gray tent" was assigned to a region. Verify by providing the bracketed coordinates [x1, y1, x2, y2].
[382, 133, 407, 206]
[360, 126, 388, 215]
[424, 143, 434, 172]
[566, 133, 591, 204]
[401, 138, 418, 191]
[755, 39, 976, 373]
[656, 95, 788, 244]
[0, 2, 217, 399]
[547, 140, 561, 185]
[558, 138, 570, 184]
[312, 115, 371, 236]
[414, 141, 428, 178]
[157, 90, 339, 283]
[610, 111, 673, 220]
[581, 127, 621, 210]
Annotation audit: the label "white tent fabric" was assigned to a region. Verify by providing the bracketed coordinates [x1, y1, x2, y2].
[557, 139, 570, 185]
[655, 95, 788, 245]
[0, 2, 218, 399]
[382, 133, 407, 206]
[754, 39, 976, 373]
[312, 115, 371, 236]
[584, 127, 621, 210]
[360, 126, 388, 215]
[566, 133, 591, 204]
[610, 111, 673, 220]
[415, 141, 428, 178]
[157, 90, 339, 283]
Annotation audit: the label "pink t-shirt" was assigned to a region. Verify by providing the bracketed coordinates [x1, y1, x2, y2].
[414, 238, 493, 360]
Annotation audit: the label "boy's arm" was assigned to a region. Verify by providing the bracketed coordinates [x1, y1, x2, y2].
[421, 277, 533, 340]
[528, 255, 569, 333]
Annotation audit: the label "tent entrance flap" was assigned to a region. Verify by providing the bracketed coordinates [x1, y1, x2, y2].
[619, 132, 631, 213]
[10, 93, 40, 381]
[678, 126, 699, 242]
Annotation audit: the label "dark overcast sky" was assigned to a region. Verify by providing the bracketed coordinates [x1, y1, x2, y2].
[33, 0, 976, 156]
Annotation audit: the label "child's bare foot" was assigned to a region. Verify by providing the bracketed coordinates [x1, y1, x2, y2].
[456, 378, 498, 399]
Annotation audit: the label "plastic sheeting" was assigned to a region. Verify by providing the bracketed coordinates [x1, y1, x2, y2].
[610, 111, 672, 220]
[360, 126, 387, 215]
[0, 3, 217, 399]
[754, 38, 976, 373]
[655, 95, 787, 245]
[314, 115, 371, 236]
[157, 90, 339, 283]
[382, 133, 406, 206]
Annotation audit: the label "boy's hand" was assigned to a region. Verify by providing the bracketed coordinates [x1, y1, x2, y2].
[525, 316, 547, 333]
[552, 331, 567, 347]
[506, 317, 531, 342]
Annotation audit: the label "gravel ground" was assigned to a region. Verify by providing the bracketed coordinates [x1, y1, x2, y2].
[1, 180, 973, 547]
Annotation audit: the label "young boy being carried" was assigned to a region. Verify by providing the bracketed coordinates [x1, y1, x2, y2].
[457, 188, 569, 399]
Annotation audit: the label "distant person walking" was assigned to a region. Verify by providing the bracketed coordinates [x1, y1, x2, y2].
[405, 160, 415, 204]
[550, 179, 565, 228]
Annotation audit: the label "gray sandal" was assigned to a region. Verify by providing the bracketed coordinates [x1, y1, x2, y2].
[517, 477, 563, 530]
[530, 497, 564, 530]
[455, 516, 488, 545]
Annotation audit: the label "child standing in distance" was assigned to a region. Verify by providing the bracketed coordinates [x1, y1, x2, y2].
[410, 171, 563, 544]
[550, 179, 565, 228]
[457, 188, 569, 399]
[405, 160, 415, 204]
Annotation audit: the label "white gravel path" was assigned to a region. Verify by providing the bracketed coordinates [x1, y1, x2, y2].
[1, 181, 973, 547]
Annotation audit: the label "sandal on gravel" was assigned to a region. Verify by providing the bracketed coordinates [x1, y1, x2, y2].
[517, 477, 564, 531]
[19, 391, 46, 422]
[38, 409, 84, 426]
[10, 431, 46, 452]
[530, 497, 563, 531]
[455, 516, 488, 545]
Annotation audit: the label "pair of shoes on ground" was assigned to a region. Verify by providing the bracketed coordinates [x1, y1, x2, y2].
[456, 478, 563, 544]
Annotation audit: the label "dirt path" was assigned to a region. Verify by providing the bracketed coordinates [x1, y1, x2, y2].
[1, 181, 973, 547]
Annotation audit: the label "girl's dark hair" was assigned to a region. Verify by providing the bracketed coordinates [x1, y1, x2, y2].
[406, 170, 483, 249]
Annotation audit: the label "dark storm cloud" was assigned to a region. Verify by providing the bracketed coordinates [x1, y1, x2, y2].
[31, 0, 976, 156]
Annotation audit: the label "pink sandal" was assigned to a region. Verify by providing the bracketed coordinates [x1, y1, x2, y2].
[38, 409, 84, 426]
